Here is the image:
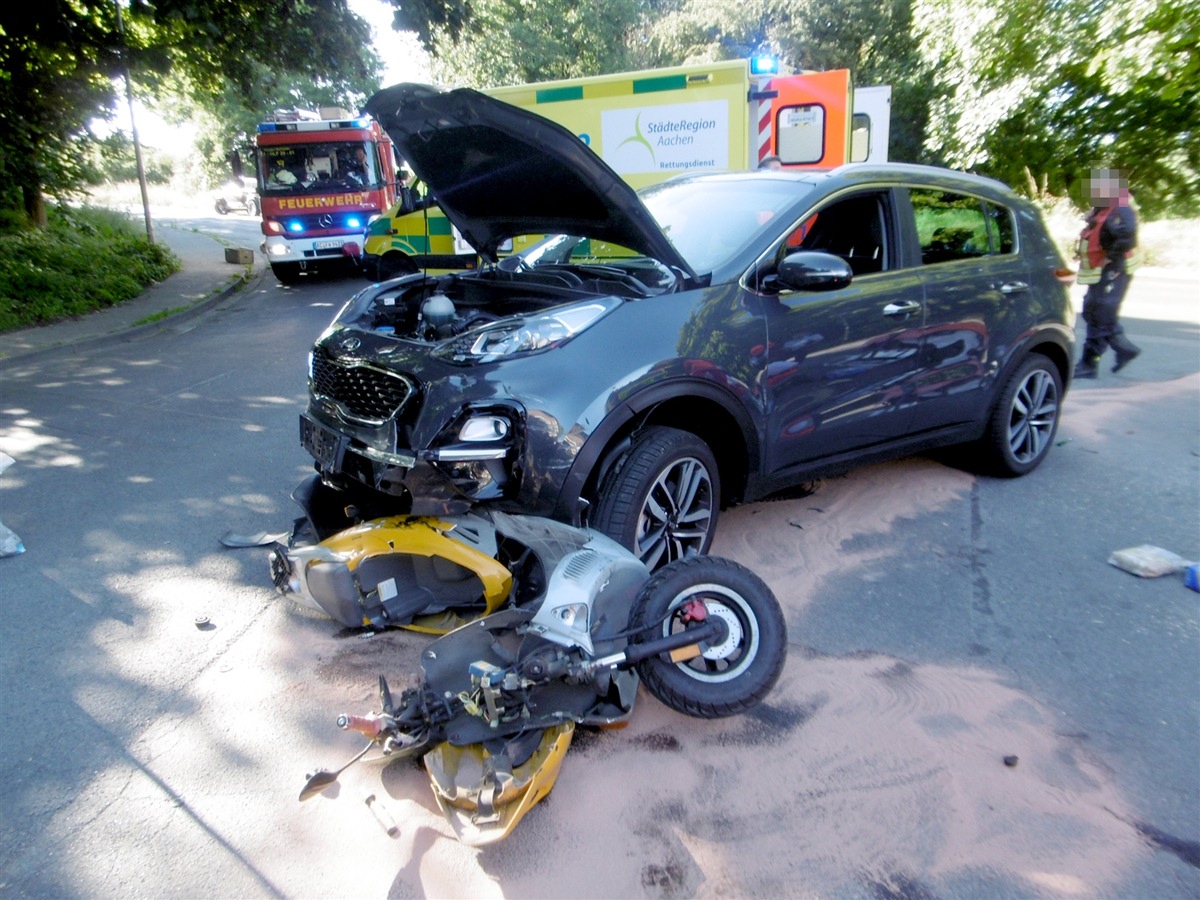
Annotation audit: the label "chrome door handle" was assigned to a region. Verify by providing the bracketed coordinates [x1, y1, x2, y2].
[882, 300, 922, 317]
[1000, 281, 1029, 294]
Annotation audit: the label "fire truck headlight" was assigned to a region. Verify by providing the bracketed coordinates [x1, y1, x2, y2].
[265, 220, 284, 235]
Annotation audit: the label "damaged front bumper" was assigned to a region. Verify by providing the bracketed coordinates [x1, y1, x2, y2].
[300, 397, 526, 517]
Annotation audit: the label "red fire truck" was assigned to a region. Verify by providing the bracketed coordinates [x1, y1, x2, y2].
[255, 108, 398, 283]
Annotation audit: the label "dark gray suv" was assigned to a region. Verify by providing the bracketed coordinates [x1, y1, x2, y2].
[300, 84, 1075, 567]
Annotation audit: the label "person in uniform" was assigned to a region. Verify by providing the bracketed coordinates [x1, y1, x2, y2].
[1075, 168, 1140, 378]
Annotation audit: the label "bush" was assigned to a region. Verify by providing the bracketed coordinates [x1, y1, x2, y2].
[0, 205, 180, 332]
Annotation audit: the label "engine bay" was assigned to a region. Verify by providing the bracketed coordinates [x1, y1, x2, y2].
[345, 258, 676, 343]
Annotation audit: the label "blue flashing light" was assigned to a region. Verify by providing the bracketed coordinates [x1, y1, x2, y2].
[346, 216, 362, 229]
[288, 221, 305, 233]
[750, 55, 779, 76]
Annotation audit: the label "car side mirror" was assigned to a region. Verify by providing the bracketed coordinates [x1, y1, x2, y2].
[397, 186, 417, 215]
[776, 251, 853, 292]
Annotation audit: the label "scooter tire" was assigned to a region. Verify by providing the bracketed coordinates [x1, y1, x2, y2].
[630, 556, 787, 719]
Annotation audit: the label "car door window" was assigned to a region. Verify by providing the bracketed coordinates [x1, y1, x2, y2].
[789, 192, 889, 275]
[911, 189, 1018, 263]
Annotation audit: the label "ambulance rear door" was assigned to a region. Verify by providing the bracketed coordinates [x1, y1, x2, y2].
[851, 85, 892, 163]
[766, 69, 853, 169]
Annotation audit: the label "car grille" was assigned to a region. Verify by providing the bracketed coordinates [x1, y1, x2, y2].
[311, 355, 414, 425]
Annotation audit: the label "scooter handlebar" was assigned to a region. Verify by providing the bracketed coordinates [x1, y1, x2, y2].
[337, 713, 384, 738]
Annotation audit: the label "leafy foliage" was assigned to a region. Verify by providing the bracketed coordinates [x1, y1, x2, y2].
[0, 206, 179, 332]
[0, 2, 384, 223]
[428, 0, 661, 86]
[919, 0, 1200, 217]
[399, 0, 1199, 217]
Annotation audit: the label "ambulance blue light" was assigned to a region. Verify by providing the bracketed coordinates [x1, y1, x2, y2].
[750, 55, 779, 75]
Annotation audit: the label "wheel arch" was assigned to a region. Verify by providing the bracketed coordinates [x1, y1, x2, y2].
[1027, 336, 1072, 390]
[555, 380, 759, 525]
[991, 329, 1073, 408]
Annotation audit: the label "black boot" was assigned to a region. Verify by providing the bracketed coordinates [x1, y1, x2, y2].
[1111, 332, 1141, 372]
[1076, 356, 1099, 379]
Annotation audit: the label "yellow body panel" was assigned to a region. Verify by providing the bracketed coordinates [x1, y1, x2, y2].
[316, 516, 513, 628]
[424, 722, 576, 845]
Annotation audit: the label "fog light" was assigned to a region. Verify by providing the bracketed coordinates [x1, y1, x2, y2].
[459, 416, 509, 442]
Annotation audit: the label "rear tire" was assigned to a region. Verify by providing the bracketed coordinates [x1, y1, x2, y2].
[980, 353, 1062, 476]
[592, 426, 719, 570]
[247, 197, 260, 217]
[631, 556, 787, 718]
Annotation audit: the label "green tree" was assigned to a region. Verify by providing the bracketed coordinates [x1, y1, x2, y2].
[0, 2, 382, 226]
[376, 0, 1199, 216]
[919, 0, 1200, 216]
[426, 0, 661, 86]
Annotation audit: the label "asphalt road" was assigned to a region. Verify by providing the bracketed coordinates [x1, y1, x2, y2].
[0, 233, 1196, 898]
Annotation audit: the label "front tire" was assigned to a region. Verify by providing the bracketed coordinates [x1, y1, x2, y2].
[271, 262, 302, 285]
[377, 251, 419, 281]
[592, 426, 719, 570]
[631, 557, 787, 718]
[981, 353, 1062, 476]
[214, 199, 229, 215]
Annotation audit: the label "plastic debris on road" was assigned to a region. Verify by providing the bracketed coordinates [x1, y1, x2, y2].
[0, 453, 25, 558]
[1108, 544, 1194, 578]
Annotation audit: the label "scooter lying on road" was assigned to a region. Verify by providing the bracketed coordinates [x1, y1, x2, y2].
[295, 503, 788, 845]
[224, 475, 516, 634]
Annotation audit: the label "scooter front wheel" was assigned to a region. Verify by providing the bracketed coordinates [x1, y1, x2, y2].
[630, 556, 786, 718]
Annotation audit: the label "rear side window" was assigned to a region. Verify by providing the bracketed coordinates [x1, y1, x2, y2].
[911, 189, 1016, 264]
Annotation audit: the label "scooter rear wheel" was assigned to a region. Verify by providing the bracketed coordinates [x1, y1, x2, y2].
[630, 556, 786, 718]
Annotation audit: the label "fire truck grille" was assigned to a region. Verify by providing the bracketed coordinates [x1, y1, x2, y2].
[311, 356, 414, 425]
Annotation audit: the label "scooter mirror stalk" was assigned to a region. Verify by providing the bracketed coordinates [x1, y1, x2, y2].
[299, 742, 373, 801]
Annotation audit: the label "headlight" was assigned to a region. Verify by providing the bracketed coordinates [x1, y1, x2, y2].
[433, 298, 620, 364]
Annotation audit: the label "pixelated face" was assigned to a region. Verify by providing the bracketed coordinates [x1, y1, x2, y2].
[1087, 168, 1126, 204]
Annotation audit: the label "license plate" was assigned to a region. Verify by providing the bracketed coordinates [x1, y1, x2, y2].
[299, 415, 345, 470]
[314, 239, 344, 250]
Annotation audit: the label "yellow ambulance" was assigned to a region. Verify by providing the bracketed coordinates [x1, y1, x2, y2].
[361, 58, 890, 279]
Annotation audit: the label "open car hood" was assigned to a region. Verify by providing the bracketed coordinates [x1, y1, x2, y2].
[363, 83, 695, 276]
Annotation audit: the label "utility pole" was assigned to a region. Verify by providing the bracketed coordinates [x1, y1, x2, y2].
[114, 0, 154, 244]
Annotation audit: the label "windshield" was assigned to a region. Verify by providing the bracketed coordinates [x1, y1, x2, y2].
[639, 177, 812, 273]
[258, 141, 380, 194]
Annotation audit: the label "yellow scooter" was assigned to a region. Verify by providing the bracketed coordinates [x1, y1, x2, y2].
[297, 515, 787, 845]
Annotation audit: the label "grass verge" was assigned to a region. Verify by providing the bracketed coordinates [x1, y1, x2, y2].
[0, 205, 180, 333]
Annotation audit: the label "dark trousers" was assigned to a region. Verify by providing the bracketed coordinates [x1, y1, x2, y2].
[1081, 265, 1132, 360]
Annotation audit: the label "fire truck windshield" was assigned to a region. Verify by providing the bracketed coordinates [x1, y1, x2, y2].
[259, 142, 379, 193]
